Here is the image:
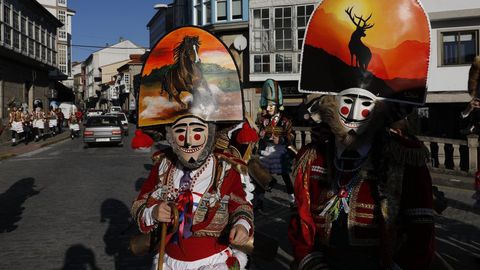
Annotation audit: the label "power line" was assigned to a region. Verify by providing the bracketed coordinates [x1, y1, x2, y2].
[71, 44, 148, 50]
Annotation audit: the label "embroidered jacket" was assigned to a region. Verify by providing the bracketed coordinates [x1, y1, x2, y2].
[288, 132, 435, 269]
[131, 149, 254, 261]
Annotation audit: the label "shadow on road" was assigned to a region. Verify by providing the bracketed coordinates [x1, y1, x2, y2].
[135, 178, 147, 192]
[59, 244, 101, 270]
[0, 177, 40, 233]
[143, 164, 153, 171]
[101, 198, 152, 270]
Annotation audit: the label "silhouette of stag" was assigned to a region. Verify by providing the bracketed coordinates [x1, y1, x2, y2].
[160, 36, 208, 108]
[345, 7, 374, 71]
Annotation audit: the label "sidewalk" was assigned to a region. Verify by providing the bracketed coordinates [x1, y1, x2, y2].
[430, 171, 474, 190]
[0, 131, 71, 161]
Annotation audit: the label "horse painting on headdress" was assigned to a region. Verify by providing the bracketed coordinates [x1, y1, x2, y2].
[159, 35, 211, 109]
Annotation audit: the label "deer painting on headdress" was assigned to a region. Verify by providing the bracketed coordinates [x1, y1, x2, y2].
[345, 7, 374, 71]
[160, 36, 211, 108]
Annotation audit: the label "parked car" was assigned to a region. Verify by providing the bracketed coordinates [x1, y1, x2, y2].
[106, 112, 129, 136]
[83, 115, 123, 147]
[109, 106, 122, 113]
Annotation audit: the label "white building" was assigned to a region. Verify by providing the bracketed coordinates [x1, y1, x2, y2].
[83, 39, 146, 109]
[421, 0, 480, 137]
[36, 0, 75, 88]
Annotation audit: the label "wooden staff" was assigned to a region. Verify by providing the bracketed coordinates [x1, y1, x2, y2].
[157, 203, 179, 270]
[157, 222, 167, 270]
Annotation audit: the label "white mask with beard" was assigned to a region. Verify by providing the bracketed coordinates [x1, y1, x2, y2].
[166, 116, 216, 169]
[335, 88, 376, 136]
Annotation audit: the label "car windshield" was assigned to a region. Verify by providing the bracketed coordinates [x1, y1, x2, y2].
[106, 113, 127, 121]
[86, 117, 119, 127]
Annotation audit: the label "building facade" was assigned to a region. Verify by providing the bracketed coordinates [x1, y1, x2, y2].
[0, 0, 62, 122]
[420, 0, 480, 138]
[249, 0, 317, 121]
[116, 54, 143, 113]
[83, 39, 145, 109]
[36, 0, 75, 88]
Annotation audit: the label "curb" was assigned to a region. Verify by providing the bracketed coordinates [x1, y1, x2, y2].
[39, 135, 71, 147]
[0, 152, 15, 161]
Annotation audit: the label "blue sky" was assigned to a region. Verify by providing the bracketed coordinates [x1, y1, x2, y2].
[69, 0, 172, 62]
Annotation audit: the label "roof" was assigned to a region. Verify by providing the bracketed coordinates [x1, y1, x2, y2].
[117, 54, 145, 71]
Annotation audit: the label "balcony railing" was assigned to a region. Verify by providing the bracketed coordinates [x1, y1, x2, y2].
[292, 127, 479, 176]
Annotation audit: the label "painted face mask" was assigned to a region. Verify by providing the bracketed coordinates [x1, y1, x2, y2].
[266, 103, 277, 116]
[167, 116, 215, 169]
[336, 88, 376, 135]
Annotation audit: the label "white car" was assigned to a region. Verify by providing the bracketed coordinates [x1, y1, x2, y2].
[106, 112, 129, 136]
[110, 106, 122, 113]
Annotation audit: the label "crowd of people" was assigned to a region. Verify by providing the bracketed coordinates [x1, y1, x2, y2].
[7, 104, 83, 146]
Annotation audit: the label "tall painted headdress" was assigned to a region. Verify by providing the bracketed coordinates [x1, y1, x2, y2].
[260, 79, 283, 110]
[137, 26, 244, 128]
[300, 0, 431, 105]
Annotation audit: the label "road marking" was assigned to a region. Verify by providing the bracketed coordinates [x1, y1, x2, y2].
[448, 237, 480, 252]
[437, 237, 480, 257]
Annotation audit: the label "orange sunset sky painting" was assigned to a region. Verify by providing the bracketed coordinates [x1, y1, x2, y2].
[305, 0, 430, 81]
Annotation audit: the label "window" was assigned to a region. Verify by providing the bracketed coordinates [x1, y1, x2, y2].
[35, 26, 40, 42]
[4, 5, 10, 25]
[232, 0, 242, 20]
[252, 8, 270, 52]
[194, 0, 202, 25]
[28, 38, 34, 56]
[253, 54, 270, 73]
[35, 42, 40, 58]
[442, 30, 478, 65]
[4, 26, 11, 46]
[275, 53, 293, 73]
[42, 46, 46, 61]
[58, 44, 67, 73]
[58, 10, 66, 40]
[13, 30, 19, 49]
[217, 0, 227, 21]
[204, 0, 211, 24]
[47, 49, 51, 63]
[21, 16, 26, 34]
[124, 74, 130, 92]
[28, 21, 33, 37]
[274, 7, 292, 51]
[58, 0, 66, 5]
[297, 5, 314, 49]
[12, 11, 19, 30]
[21, 35, 27, 53]
[41, 30, 46, 45]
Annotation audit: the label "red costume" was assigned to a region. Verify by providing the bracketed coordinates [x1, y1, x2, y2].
[132, 150, 253, 264]
[289, 131, 434, 269]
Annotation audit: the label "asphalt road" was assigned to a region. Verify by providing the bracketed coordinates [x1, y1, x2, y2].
[0, 129, 478, 269]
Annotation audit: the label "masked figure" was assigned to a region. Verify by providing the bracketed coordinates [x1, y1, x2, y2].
[288, 1, 434, 269]
[33, 107, 46, 141]
[131, 26, 253, 270]
[256, 79, 295, 210]
[8, 104, 24, 146]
